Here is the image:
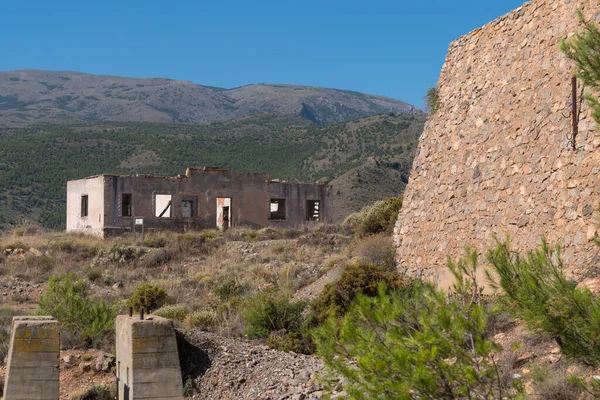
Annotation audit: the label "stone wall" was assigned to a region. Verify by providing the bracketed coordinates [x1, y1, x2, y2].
[3, 316, 59, 400]
[395, 0, 600, 282]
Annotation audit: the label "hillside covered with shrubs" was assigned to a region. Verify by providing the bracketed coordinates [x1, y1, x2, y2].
[2, 196, 600, 398]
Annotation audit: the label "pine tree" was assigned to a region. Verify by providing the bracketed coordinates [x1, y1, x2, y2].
[561, 10, 600, 128]
[313, 251, 523, 399]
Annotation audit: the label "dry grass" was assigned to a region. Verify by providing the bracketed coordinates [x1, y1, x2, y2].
[3, 224, 600, 399]
[0, 224, 359, 339]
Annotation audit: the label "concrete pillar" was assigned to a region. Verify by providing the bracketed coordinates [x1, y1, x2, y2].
[116, 315, 183, 400]
[3, 316, 60, 400]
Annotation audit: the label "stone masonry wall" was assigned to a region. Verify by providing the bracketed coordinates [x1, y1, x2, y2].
[395, 0, 600, 282]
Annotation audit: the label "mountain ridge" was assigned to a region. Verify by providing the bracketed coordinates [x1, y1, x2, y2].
[0, 70, 420, 127]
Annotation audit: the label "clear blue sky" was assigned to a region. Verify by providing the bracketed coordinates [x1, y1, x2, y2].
[1, 0, 526, 108]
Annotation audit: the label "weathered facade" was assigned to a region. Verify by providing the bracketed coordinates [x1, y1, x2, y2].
[395, 0, 600, 283]
[67, 167, 332, 237]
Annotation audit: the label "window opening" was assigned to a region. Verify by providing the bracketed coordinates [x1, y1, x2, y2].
[122, 194, 132, 217]
[181, 195, 197, 218]
[155, 194, 172, 218]
[81, 195, 88, 217]
[306, 200, 320, 221]
[269, 199, 287, 220]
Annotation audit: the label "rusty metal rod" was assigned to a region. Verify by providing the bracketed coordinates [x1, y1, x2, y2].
[572, 76, 578, 150]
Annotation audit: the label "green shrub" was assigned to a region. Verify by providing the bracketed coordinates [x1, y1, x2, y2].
[137, 249, 173, 268]
[267, 330, 315, 354]
[313, 260, 521, 399]
[2, 241, 30, 251]
[312, 260, 404, 321]
[129, 283, 167, 312]
[47, 239, 97, 259]
[89, 244, 144, 269]
[143, 235, 167, 248]
[153, 304, 190, 322]
[487, 238, 600, 365]
[200, 230, 219, 241]
[425, 86, 441, 114]
[12, 222, 42, 237]
[184, 310, 216, 329]
[342, 197, 402, 235]
[38, 273, 115, 346]
[243, 293, 307, 338]
[212, 279, 247, 301]
[86, 267, 103, 283]
[71, 384, 114, 400]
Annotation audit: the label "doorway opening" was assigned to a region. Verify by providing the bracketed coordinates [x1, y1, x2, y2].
[216, 198, 232, 230]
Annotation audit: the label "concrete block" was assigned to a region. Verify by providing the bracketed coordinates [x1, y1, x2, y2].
[3, 316, 59, 400]
[116, 315, 183, 399]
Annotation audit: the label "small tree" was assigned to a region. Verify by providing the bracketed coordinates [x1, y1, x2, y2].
[129, 283, 167, 312]
[560, 9, 600, 128]
[38, 273, 115, 345]
[487, 238, 600, 366]
[314, 256, 520, 399]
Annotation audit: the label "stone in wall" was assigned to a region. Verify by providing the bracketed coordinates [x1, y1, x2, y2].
[3, 316, 60, 400]
[394, 0, 600, 283]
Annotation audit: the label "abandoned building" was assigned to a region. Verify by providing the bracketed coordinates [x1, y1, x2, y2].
[66, 167, 332, 237]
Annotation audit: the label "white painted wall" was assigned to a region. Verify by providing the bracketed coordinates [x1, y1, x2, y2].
[66, 176, 105, 236]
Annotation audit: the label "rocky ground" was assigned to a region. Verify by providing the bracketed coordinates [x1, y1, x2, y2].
[180, 330, 344, 400]
[0, 329, 341, 400]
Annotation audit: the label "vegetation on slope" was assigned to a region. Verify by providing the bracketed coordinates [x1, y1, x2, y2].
[3, 201, 600, 398]
[0, 113, 425, 230]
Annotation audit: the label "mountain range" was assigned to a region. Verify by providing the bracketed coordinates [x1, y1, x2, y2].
[0, 70, 419, 127]
[0, 69, 424, 230]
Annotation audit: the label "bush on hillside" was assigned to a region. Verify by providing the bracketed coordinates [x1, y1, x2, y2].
[129, 283, 168, 313]
[89, 244, 144, 268]
[487, 238, 600, 365]
[243, 293, 307, 338]
[212, 278, 248, 302]
[184, 310, 217, 330]
[313, 258, 520, 399]
[70, 385, 114, 400]
[348, 234, 396, 271]
[153, 304, 190, 322]
[38, 273, 115, 346]
[312, 259, 405, 321]
[266, 329, 315, 355]
[342, 197, 402, 235]
[12, 221, 42, 237]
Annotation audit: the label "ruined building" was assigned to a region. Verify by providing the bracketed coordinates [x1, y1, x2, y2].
[66, 167, 331, 237]
[395, 0, 600, 282]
